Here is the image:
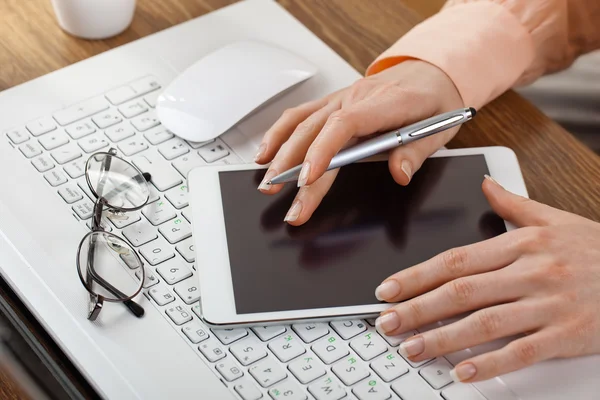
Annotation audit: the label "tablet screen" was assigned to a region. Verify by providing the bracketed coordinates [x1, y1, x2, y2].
[219, 156, 506, 314]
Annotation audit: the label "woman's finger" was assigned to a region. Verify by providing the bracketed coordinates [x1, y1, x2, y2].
[284, 169, 339, 225]
[375, 229, 526, 303]
[387, 126, 459, 185]
[375, 267, 531, 336]
[450, 328, 561, 383]
[255, 97, 329, 164]
[395, 300, 551, 363]
[258, 102, 340, 194]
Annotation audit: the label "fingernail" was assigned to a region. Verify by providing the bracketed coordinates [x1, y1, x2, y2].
[450, 363, 477, 382]
[375, 280, 401, 301]
[399, 336, 425, 358]
[254, 143, 267, 162]
[284, 200, 302, 222]
[401, 160, 412, 181]
[375, 311, 400, 333]
[298, 162, 310, 187]
[484, 174, 501, 186]
[258, 170, 276, 191]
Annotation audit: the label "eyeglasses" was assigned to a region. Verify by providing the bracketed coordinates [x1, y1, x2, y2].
[76, 148, 151, 321]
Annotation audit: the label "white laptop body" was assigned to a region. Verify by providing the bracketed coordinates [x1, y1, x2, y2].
[0, 1, 597, 399]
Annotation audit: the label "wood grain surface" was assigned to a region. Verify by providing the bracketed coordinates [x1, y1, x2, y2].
[1, 0, 599, 398]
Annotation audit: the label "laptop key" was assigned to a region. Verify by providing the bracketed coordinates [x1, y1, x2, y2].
[419, 358, 453, 390]
[330, 320, 367, 340]
[139, 237, 175, 265]
[131, 111, 160, 132]
[38, 131, 69, 151]
[144, 91, 160, 108]
[118, 99, 148, 118]
[165, 184, 189, 209]
[132, 149, 182, 191]
[378, 330, 418, 347]
[234, 378, 263, 400]
[20, 141, 43, 158]
[176, 236, 195, 263]
[58, 184, 83, 204]
[398, 348, 433, 368]
[66, 120, 96, 140]
[268, 379, 308, 400]
[159, 217, 191, 244]
[307, 375, 346, 400]
[332, 355, 370, 386]
[78, 134, 109, 153]
[212, 327, 248, 345]
[31, 155, 55, 173]
[92, 109, 123, 129]
[72, 198, 94, 219]
[288, 355, 326, 384]
[269, 334, 306, 363]
[173, 277, 200, 304]
[63, 158, 86, 179]
[130, 76, 161, 96]
[441, 383, 487, 400]
[148, 285, 175, 306]
[198, 140, 229, 163]
[6, 127, 29, 144]
[158, 137, 189, 160]
[118, 138, 149, 156]
[249, 358, 287, 388]
[105, 123, 135, 143]
[53, 96, 109, 126]
[172, 152, 205, 178]
[26, 117, 57, 137]
[122, 219, 158, 247]
[351, 331, 387, 361]
[51, 143, 82, 164]
[391, 372, 439, 400]
[370, 352, 408, 382]
[165, 303, 193, 326]
[107, 210, 141, 229]
[199, 338, 226, 362]
[143, 126, 173, 145]
[134, 268, 159, 288]
[352, 377, 391, 400]
[182, 320, 209, 344]
[45, 170, 68, 187]
[142, 199, 177, 226]
[156, 261, 192, 285]
[216, 358, 244, 382]
[231, 338, 268, 366]
[106, 86, 137, 105]
[252, 326, 286, 342]
[312, 335, 349, 365]
[292, 323, 329, 344]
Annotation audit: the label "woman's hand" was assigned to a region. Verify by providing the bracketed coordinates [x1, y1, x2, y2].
[254, 60, 464, 224]
[375, 175, 600, 383]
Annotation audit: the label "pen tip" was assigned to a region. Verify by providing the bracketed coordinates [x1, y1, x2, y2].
[265, 180, 272, 185]
[469, 107, 477, 118]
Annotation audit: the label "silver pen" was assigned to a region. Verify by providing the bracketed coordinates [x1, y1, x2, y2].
[267, 107, 477, 185]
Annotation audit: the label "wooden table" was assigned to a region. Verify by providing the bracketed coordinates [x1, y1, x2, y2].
[1, 0, 599, 398]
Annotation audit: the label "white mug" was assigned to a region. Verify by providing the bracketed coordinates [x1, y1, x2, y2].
[50, 0, 136, 40]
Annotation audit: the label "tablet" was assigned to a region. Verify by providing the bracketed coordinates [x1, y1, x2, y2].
[188, 147, 527, 327]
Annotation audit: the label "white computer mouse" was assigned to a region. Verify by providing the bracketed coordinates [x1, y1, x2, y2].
[156, 41, 318, 142]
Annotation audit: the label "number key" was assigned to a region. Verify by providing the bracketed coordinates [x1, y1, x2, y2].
[139, 237, 175, 265]
[173, 277, 200, 304]
[248, 358, 287, 388]
[156, 260, 192, 284]
[269, 380, 307, 400]
[176, 236, 195, 263]
[230, 338, 268, 366]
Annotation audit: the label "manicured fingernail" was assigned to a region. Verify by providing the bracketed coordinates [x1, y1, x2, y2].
[401, 160, 412, 181]
[254, 143, 267, 162]
[375, 311, 400, 333]
[258, 170, 276, 191]
[298, 162, 310, 187]
[484, 174, 500, 186]
[375, 280, 401, 301]
[399, 336, 424, 358]
[450, 363, 477, 382]
[284, 200, 302, 222]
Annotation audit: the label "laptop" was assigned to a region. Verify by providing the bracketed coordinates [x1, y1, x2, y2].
[0, 0, 598, 399]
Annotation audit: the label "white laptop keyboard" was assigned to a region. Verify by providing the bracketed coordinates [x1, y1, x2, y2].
[4, 76, 486, 400]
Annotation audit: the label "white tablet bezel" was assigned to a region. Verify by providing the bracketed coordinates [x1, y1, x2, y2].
[188, 146, 528, 327]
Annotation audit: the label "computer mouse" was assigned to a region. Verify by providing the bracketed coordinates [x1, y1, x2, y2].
[156, 41, 318, 142]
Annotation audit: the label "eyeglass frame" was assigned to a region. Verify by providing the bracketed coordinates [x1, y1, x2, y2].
[75, 147, 150, 321]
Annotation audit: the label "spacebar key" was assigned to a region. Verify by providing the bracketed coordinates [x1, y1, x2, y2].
[53, 96, 110, 126]
[391, 373, 440, 400]
[132, 149, 182, 191]
[442, 384, 488, 400]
